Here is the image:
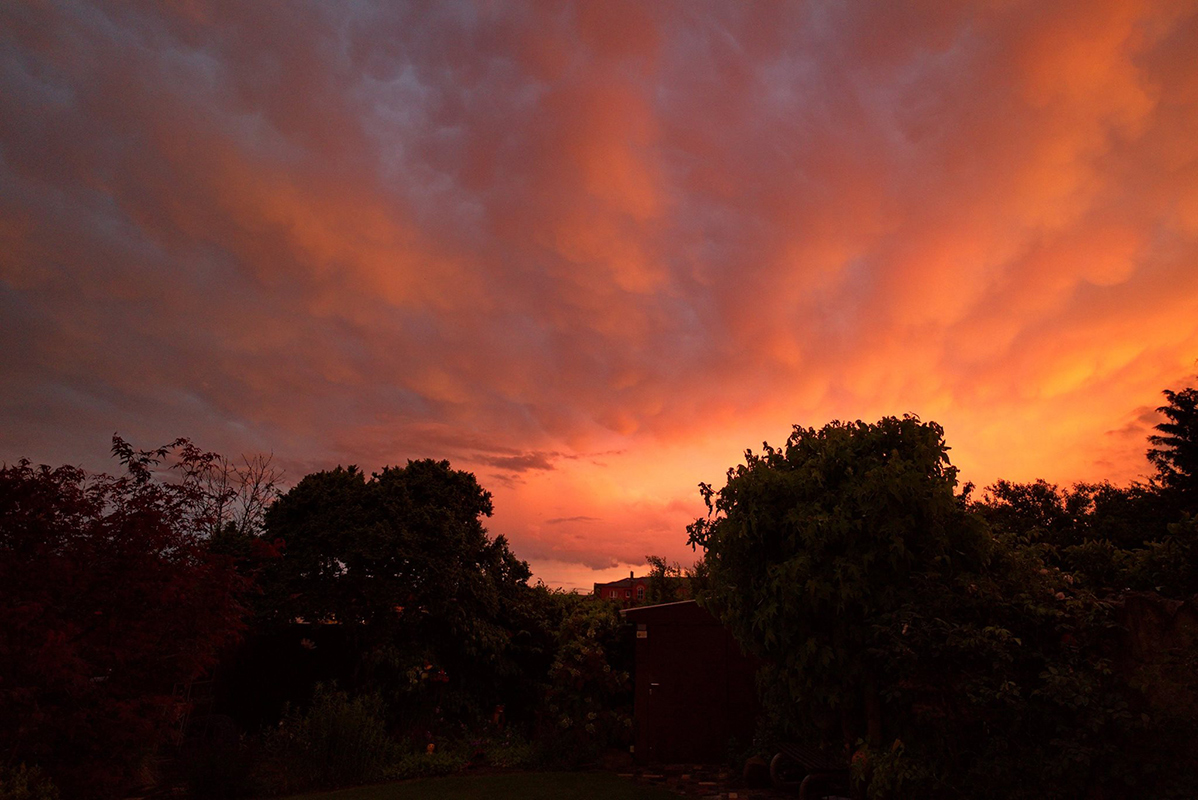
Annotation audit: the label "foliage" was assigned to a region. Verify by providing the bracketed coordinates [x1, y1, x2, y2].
[539, 597, 633, 766]
[0, 765, 59, 800]
[979, 479, 1170, 553]
[1149, 386, 1198, 514]
[688, 416, 990, 742]
[272, 771, 682, 800]
[0, 442, 249, 799]
[383, 750, 468, 781]
[109, 436, 281, 539]
[643, 555, 686, 604]
[642, 555, 709, 604]
[862, 540, 1146, 798]
[479, 731, 540, 769]
[1058, 538, 1129, 590]
[262, 460, 527, 630]
[978, 478, 1198, 598]
[689, 415, 1189, 797]
[1120, 515, 1198, 597]
[261, 460, 533, 725]
[262, 686, 398, 794]
[850, 741, 930, 800]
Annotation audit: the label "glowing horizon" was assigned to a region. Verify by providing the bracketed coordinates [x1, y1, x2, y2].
[2, 1, 1197, 591]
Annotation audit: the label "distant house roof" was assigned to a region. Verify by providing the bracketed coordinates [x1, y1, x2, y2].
[594, 575, 645, 589]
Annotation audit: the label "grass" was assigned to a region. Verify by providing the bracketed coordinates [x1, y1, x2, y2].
[279, 771, 677, 800]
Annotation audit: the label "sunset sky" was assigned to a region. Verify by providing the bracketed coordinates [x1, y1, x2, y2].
[2, 1, 1197, 589]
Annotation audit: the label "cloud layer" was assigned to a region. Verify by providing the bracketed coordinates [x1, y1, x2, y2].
[2, 1, 1197, 587]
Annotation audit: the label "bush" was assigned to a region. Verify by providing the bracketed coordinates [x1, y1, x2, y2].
[261, 685, 397, 794]
[383, 750, 467, 780]
[538, 599, 633, 767]
[0, 765, 59, 800]
[483, 733, 540, 769]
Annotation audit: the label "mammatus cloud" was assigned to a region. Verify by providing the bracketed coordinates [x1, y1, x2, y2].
[473, 450, 577, 473]
[2, 1, 1197, 579]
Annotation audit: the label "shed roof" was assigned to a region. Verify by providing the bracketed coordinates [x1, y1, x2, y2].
[621, 599, 714, 623]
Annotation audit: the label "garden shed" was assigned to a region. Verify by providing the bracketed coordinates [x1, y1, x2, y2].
[624, 600, 758, 763]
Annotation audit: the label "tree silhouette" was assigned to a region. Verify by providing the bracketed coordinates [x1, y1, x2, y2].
[1148, 386, 1198, 513]
[260, 460, 533, 718]
[0, 443, 248, 798]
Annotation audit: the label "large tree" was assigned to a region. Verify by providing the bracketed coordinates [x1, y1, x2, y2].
[688, 416, 991, 748]
[687, 417, 1153, 798]
[260, 459, 532, 717]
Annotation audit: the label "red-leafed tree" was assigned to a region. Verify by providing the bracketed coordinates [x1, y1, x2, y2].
[0, 438, 251, 799]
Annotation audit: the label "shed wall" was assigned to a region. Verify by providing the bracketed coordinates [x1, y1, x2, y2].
[628, 602, 758, 763]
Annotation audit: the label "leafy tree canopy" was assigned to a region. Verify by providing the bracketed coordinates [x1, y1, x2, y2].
[261, 459, 532, 714]
[687, 416, 990, 724]
[685, 416, 1170, 798]
[978, 480, 1171, 561]
[642, 554, 698, 604]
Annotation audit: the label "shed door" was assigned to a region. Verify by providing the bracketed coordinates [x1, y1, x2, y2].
[644, 622, 728, 762]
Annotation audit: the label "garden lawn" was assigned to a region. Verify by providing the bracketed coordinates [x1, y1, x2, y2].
[279, 771, 678, 800]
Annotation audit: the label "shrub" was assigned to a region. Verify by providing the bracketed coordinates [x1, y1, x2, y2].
[538, 599, 633, 766]
[261, 685, 397, 794]
[383, 750, 467, 780]
[483, 733, 540, 769]
[0, 765, 60, 800]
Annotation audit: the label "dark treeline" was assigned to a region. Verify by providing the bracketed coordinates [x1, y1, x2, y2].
[0, 447, 633, 799]
[1, 384, 1196, 799]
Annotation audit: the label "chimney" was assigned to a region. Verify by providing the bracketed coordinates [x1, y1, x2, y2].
[630, 570, 634, 579]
